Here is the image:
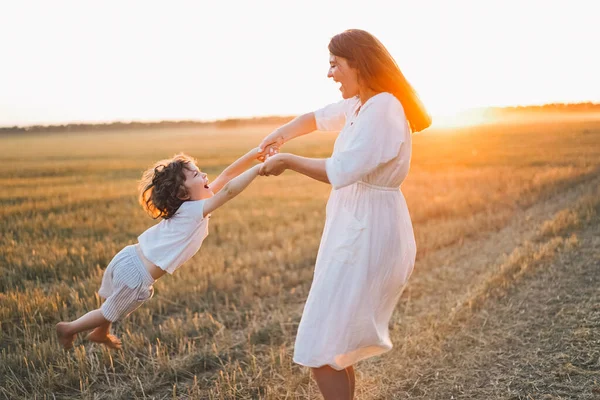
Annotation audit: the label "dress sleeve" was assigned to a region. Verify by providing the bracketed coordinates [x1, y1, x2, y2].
[314, 98, 354, 131]
[325, 94, 408, 189]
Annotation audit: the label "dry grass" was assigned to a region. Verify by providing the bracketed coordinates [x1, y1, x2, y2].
[381, 186, 600, 399]
[1, 115, 600, 399]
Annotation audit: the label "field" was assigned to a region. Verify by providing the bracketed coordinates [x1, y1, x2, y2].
[1, 114, 600, 399]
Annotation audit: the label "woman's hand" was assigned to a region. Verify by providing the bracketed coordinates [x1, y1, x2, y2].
[256, 145, 279, 162]
[258, 153, 289, 176]
[257, 130, 285, 161]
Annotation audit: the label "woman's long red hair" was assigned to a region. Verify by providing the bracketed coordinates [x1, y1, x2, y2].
[329, 29, 432, 132]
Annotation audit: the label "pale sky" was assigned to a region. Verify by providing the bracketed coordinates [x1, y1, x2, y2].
[0, 0, 598, 127]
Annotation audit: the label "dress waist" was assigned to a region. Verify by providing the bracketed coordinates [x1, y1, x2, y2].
[356, 181, 400, 192]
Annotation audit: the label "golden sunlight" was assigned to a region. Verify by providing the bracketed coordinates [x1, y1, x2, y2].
[431, 108, 495, 128]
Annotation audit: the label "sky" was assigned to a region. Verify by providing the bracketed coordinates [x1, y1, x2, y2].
[0, 0, 598, 127]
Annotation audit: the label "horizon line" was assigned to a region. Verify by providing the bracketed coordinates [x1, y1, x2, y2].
[2, 101, 599, 130]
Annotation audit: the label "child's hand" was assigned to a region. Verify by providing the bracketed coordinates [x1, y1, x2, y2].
[257, 145, 279, 162]
[258, 153, 288, 176]
[258, 131, 284, 162]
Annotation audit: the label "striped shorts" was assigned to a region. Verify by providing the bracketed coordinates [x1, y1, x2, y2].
[98, 245, 155, 322]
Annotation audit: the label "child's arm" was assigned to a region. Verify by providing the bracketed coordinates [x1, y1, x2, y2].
[203, 164, 261, 217]
[209, 147, 266, 193]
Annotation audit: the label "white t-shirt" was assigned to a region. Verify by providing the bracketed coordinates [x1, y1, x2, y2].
[138, 200, 209, 274]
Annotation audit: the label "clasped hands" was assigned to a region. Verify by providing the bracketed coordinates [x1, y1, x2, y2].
[256, 133, 288, 176]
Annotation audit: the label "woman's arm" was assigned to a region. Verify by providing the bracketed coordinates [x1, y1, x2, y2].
[203, 165, 261, 216]
[209, 147, 262, 193]
[258, 112, 317, 154]
[258, 153, 329, 184]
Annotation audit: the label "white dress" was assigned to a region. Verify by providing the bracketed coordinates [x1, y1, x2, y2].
[293, 92, 417, 370]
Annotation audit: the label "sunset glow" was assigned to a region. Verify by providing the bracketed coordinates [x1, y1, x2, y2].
[0, 0, 598, 127]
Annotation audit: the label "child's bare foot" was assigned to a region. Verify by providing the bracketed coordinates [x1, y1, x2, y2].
[85, 330, 122, 349]
[56, 322, 75, 349]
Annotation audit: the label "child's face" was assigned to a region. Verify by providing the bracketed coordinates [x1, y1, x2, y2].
[182, 163, 213, 200]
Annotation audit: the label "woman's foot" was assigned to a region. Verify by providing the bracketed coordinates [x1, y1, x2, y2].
[85, 329, 122, 349]
[55, 322, 76, 349]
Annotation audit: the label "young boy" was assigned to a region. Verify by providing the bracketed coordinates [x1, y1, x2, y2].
[56, 147, 266, 349]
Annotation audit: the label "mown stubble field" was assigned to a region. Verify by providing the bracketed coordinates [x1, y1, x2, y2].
[1, 114, 600, 399]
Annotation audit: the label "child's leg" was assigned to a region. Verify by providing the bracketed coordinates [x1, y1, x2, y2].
[57, 309, 123, 349]
[87, 319, 111, 337]
[56, 309, 107, 349]
[85, 320, 122, 349]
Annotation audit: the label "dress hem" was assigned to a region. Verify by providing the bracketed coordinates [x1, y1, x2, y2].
[293, 342, 392, 371]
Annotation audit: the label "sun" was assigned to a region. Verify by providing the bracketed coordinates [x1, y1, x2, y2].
[430, 107, 494, 128]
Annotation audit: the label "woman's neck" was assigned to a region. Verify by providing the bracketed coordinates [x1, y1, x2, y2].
[359, 87, 378, 105]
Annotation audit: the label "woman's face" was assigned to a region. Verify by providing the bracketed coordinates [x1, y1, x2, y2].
[328, 55, 360, 99]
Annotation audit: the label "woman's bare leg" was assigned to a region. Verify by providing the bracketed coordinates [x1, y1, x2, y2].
[346, 366, 355, 398]
[312, 365, 353, 400]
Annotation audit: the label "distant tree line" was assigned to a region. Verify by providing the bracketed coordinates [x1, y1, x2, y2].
[0, 115, 296, 134]
[493, 102, 599, 113]
[1, 102, 599, 134]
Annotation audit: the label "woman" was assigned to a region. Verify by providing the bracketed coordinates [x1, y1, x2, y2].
[258, 29, 431, 399]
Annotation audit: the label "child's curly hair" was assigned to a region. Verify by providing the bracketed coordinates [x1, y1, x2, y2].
[138, 153, 197, 219]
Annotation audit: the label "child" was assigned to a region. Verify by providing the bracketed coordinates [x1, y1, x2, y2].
[56, 147, 266, 349]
